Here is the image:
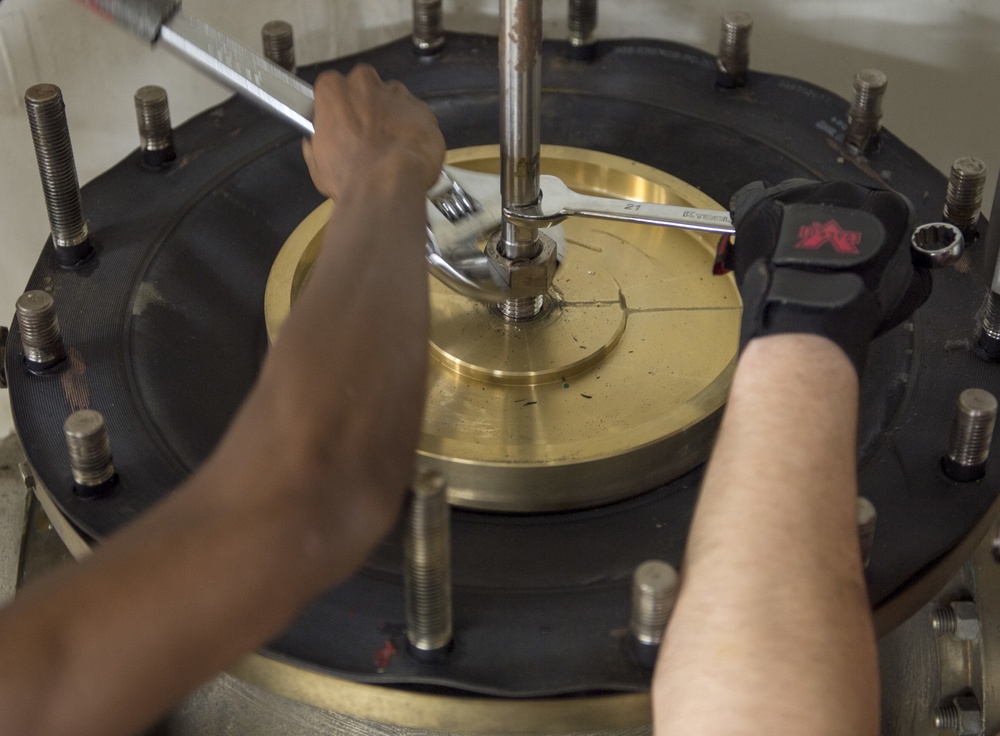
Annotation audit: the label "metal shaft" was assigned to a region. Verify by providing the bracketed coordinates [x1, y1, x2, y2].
[16, 290, 66, 370]
[262, 20, 296, 71]
[500, 0, 542, 262]
[25, 84, 92, 265]
[630, 560, 678, 646]
[412, 0, 445, 55]
[405, 469, 453, 655]
[942, 388, 997, 482]
[64, 409, 116, 494]
[716, 11, 752, 88]
[567, 0, 597, 58]
[944, 156, 987, 235]
[134, 85, 176, 168]
[845, 69, 887, 155]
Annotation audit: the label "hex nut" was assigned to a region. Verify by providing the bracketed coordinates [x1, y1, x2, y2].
[950, 601, 981, 641]
[954, 695, 982, 736]
[485, 233, 558, 299]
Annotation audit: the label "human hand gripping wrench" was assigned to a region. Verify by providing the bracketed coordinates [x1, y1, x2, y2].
[75, 0, 736, 302]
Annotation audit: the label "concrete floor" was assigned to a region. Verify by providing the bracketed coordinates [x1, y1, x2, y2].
[1, 0, 999, 438]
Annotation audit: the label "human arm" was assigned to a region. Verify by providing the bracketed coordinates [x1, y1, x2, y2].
[0, 65, 444, 736]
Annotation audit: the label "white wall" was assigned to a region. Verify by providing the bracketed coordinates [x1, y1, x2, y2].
[0, 0, 997, 434]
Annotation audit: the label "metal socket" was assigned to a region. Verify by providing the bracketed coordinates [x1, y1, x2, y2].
[24, 84, 92, 266]
[262, 20, 296, 71]
[411, 0, 444, 56]
[64, 409, 116, 496]
[845, 69, 887, 155]
[405, 468, 453, 656]
[134, 85, 176, 169]
[910, 222, 964, 269]
[942, 388, 997, 482]
[856, 496, 876, 570]
[944, 156, 987, 237]
[567, 0, 598, 60]
[716, 11, 752, 88]
[16, 290, 66, 371]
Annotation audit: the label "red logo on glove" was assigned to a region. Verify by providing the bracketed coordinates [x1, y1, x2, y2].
[795, 220, 862, 254]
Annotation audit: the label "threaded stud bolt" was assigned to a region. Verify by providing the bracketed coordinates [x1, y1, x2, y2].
[262, 20, 296, 71]
[846, 69, 888, 155]
[405, 468, 453, 657]
[942, 388, 997, 482]
[944, 156, 987, 238]
[25, 84, 92, 267]
[568, 0, 598, 60]
[64, 409, 116, 497]
[716, 11, 753, 88]
[16, 290, 66, 372]
[412, 0, 444, 56]
[630, 559, 679, 668]
[857, 496, 876, 569]
[134, 85, 176, 169]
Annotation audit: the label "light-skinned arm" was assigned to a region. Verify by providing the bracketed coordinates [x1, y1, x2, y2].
[0, 65, 445, 736]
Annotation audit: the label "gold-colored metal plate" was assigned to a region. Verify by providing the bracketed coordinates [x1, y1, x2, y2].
[265, 146, 741, 511]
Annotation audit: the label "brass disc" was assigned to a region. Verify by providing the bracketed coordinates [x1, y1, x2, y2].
[265, 146, 741, 511]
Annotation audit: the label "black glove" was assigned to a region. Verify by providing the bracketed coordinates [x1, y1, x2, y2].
[717, 179, 931, 374]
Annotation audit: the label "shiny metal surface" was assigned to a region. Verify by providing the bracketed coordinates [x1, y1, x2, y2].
[15, 290, 65, 368]
[63, 409, 115, 490]
[506, 174, 735, 234]
[716, 11, 753, 87]
[404, 469, 453, 654]
[846, 68, 888, 154]
[944, 389, 997, 476]
[261, 20, 296, 72]
[265, 144, 741, 511]
[134, 85, 176, 167]
[944, 157, 987, 234]
[412, 0, 445, 55]
[630, 560, 678, 646]
[910, 223, 964, 269]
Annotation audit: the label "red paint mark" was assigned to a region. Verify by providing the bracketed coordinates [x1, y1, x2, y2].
[347, 610, 357, 618]
[795, 220, 862, 254]
[373, 640, 397, 672]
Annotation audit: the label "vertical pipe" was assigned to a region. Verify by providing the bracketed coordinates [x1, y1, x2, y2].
[500, 0, 542, 261]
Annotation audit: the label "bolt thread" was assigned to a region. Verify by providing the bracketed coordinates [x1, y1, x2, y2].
[412, 0, 444, 54]
[16, 290, 65, 365]
[25, 84, 89, 249]
[497, 295, 545, 322]
[980, 291, 1000, 341]
[846, 69, 887, 152]
[262, 20, 296, 71]
[630, 560, 679, 645]
[934, 705, 960, 731]
[946, 388, 997, 468]
[134, 86, 174, 153]
[857, 496, 876, 569]
[63, 409, 115, 488]
[405, 469, 452, 652]
[945, 157, 987, 232]
[568, 0, 597, 46]
[931, 607, 957, 634]
[717, 11, 752, 75]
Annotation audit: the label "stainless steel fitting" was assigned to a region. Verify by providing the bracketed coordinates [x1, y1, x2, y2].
[630, 559, 679, 667]
[64, 409, 116, 496]
[976, 185, 1000, 359]
[716, 11, 752, 88]
[134, 85, 176, 169]
[568, 0, 598, 60]
[411, 0, 444, 56]
[485, 231, 558, 321]
[931, 600, 981, 641]
[404, 468, 453, 657]
[942, 388, 997, 482]
[845, 69, 887, 155]
[262, 20, 296, 71]
[24, 84, 92, 266]
[933, 695, 982, 736]
[910, 222, 964, 269]
[944, 156, 987, 237]
[16, 290, 66, 372]
[856, 496, 876, 570]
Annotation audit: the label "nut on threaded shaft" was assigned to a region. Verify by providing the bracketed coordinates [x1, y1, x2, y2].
[24, 84, 92, 265]
[716, 11, 752, 88]
[846, 69, 887, 155]
[856, 496, 876, 569]
[405, 469, 452, 656]
[568, 0, 597, 59]
[942, 388, 997, 482]
[630, 560, 678, 667]
[944, 157, 987, 236]
[16, 290, 66, 371]
[262, 20, 296, 71]
[134, 86, 176, 169]
[64, 409, 116, 495]
[411, 0, 444, 56]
